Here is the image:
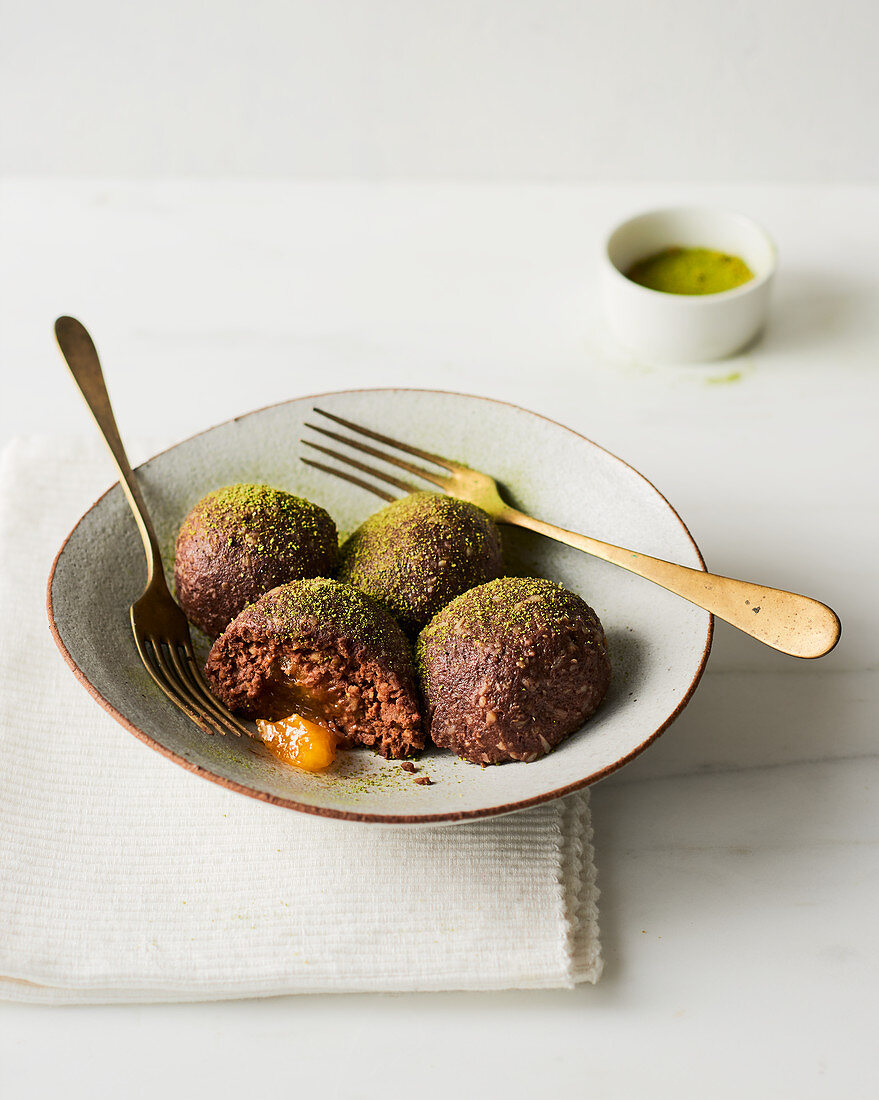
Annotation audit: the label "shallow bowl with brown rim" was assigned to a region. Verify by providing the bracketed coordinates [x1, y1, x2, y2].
[48, 389, 711, 824]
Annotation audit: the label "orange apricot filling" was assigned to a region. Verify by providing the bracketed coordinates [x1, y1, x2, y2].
[255, 713, 337, 772]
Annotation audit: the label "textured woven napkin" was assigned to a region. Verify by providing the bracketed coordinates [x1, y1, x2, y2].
[0, 436, 601, 1003]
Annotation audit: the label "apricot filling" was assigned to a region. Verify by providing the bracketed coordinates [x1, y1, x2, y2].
[255, 714, 337, 772]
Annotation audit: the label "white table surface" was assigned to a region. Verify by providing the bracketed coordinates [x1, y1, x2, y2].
[1, 180, 876, 1099]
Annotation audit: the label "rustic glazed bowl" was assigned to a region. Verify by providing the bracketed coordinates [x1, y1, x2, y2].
[48, 389, 712, 824]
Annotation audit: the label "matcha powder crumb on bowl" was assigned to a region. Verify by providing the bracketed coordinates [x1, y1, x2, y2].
[174, 483, 339, 637]
[338, 491, 504, 634]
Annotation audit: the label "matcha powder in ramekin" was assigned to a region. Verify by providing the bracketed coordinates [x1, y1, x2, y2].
[626, 246, 754, 295]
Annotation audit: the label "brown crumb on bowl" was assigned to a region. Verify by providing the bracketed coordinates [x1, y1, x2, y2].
[413, 776, 434, 785]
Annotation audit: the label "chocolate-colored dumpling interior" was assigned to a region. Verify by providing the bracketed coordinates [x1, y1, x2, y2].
[204, 578, 424, 759]
[174, 484, 338, 637]
[338, 491, 504, 634]
[417, 577, 611, 765]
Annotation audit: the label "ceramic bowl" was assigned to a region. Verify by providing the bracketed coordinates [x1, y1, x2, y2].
[602, 207, 777, 363]
[48, 389, 712, 825]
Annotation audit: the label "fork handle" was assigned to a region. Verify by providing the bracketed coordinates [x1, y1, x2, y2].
[501, 508, 841, 659]
[54, 316, 164, 588]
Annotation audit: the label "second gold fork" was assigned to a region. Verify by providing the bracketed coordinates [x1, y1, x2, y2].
[303, 407, 841, 660]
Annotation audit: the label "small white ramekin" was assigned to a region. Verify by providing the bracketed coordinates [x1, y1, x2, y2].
[601, 207, 777, 363]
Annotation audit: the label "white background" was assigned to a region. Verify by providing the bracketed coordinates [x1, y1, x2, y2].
[2, 3, 878, 1099]
[2, 0, 878, 182]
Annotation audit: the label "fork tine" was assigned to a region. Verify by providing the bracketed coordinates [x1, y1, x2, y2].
[133, 632, 199, 722]
[148, 638, 227, 736]
[305, 423, 450, 489]
[314, 408, 457, 470]
[302, 439, 416, 494]
[137, 635, 223, 737]
[167, 643, 249, 738]
[183, 652, 256, 739]
[301, 457, 396, 502]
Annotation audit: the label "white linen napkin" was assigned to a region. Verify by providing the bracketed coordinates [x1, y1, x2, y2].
[0, 436, 601, 1003]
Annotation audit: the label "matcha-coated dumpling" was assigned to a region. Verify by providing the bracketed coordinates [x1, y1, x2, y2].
[204, 578, 424, 759]
[417, 577, 611, 765]
[338, 491, 504, 633]
[174, 484, 338, 637]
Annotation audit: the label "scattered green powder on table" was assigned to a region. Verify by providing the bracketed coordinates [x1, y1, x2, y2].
[626, 247, 754, 296]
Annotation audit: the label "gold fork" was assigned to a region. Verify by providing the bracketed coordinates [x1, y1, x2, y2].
[54, 317, 252, 738]
[302, 408, 841, 659]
